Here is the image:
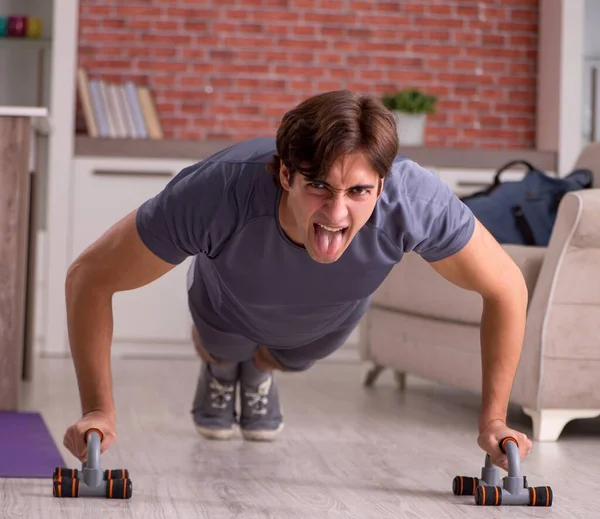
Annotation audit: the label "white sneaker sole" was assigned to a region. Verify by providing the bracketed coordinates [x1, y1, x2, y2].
[195, 424, 235, 440]
[240, 422, 284, 442]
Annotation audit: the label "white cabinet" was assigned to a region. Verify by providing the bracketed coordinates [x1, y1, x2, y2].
[70, 157, 196, 356]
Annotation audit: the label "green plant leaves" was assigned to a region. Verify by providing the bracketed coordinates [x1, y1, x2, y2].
[381, 88, 437, 114]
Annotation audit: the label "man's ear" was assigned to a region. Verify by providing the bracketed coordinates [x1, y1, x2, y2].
[279, 164, 291, 190]
[377, 177, 384, 197]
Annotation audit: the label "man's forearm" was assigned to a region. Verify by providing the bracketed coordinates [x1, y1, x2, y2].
[65, 264, 115, 418]
[478, 280, 528, 432]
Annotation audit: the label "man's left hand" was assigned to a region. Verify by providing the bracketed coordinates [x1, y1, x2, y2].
[477, 419, 532, 471]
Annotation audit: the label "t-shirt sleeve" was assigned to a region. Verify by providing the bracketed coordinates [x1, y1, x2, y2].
[392, 160, 476, 262]
[135, 160, 240, 265]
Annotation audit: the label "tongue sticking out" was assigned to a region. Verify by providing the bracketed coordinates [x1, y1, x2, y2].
[313, 224, 344, 258]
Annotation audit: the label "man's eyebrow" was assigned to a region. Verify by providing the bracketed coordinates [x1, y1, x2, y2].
[308, 180, 376, 190]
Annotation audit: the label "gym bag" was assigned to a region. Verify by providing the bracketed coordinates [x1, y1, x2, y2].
[460, 160, 593, 246]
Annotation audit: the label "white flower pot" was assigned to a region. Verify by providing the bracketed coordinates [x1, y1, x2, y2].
[394, 111, 427, 146]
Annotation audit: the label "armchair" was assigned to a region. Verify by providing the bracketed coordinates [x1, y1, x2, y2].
[361, 143, 600, 442]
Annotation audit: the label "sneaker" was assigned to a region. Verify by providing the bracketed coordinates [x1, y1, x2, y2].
[191, 363, 238, 440]
[239, 374, 284, 441]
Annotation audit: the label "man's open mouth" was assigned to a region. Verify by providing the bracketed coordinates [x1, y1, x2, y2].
[312, 223, 348, 257]
[314, 223, 348, 234]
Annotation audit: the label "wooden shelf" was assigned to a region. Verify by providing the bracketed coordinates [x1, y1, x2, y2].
[0, 37, 51, 50]
[74, 136, 238, 160]
[74, 136, 558, 170]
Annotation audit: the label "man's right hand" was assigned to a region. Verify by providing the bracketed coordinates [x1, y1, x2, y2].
[63, 410, 116, 462]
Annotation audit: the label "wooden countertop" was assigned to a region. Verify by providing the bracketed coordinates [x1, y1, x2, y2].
[74, 136, 558, 171]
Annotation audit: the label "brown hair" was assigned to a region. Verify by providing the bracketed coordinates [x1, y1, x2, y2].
[268, 90, 398, 192]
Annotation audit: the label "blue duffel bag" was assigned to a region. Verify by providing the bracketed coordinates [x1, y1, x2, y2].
[460, 160, 593, 246]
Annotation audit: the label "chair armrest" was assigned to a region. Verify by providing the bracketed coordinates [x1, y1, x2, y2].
[514, 188, 600, 406]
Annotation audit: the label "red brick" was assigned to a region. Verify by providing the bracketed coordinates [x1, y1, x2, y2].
[360, 70, 384, 81]
[278, 39, 328, 50]
[293, 26, 316, 36]
[252, 10, 300, 22]
[103, 19, 125, 29]
[86, 6, 112, 16]
[427, 4, 453, 15]
[362, 14, 411, 26]
[138, 61, 188, 73]
[453, 60, 478, 71]
[292, 0, 317, 8]
[226, 10, 249, 20]
[141, 34, 192, 45]
[319, 53, 343, 65]
[192, 64, 217, 74]
[128, 20, 152, 30]
[455, 32, 479, 44]
[402, 4, 425, 13]
[182, 49, 207, 60]
[348, 55, 371, 66]
[317, 81, 343, 91]
[456, 6, 478, 17]
[322, 0, 345, 8]
[114, 6, 163, 17]
[378, 1, 402, 12]
[213, 23, 237, 33]
[219, 64, 270, 75]
[350, 1, 373, 10]
[304, 12, 356, 24]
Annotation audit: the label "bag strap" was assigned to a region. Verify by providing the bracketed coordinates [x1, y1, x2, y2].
[511, 205, 536, 245]
[493, 160, 536, 186]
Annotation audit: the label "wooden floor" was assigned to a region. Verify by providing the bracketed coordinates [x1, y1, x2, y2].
[5, 355, 600, 518]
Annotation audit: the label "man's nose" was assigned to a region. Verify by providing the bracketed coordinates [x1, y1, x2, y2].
[324, 195, 349, 223]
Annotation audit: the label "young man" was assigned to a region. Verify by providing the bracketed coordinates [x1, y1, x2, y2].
[63, 90, 531, 471]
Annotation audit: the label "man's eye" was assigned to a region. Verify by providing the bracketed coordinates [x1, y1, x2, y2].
[352, 188, 369, 196]
[309, 182, 325, 189]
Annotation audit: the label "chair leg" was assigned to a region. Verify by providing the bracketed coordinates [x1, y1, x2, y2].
[363, 364, 385, 386]
[522, 407, 600, 441]
[394, 371, 406, 392]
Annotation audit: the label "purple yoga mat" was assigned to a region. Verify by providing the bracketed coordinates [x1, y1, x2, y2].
[0, 411, 65, 478]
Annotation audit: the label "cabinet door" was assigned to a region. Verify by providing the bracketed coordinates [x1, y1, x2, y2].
[70, 158, 195, 348]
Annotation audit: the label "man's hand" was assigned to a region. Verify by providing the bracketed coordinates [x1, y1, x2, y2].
[477, 419, 532, 470]
[63, 410, 117, 462]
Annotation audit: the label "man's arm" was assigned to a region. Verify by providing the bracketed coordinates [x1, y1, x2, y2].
[65, 209, 177, 418]
[427, 217, 528, 431]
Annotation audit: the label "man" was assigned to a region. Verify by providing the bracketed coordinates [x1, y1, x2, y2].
[63, 90, 531, 471]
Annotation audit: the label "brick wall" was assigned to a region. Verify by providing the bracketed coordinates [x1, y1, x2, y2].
[77, 0, 539, 149]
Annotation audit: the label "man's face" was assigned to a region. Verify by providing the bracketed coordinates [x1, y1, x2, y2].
[278, 152, 383, 264]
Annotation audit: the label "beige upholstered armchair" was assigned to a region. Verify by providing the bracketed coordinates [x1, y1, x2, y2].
[361, 143, 600, 442]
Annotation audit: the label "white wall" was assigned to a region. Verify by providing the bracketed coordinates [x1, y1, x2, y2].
[536, 0, 585, 175]
[583, 0, 600, 143]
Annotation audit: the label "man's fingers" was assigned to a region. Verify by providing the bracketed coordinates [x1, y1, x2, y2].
[519, 436, 532, 460]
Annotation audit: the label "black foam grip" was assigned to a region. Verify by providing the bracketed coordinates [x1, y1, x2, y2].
[106, 477, 133, 499]
[53, 467, 78, 480]
[529, 486, 553, 506]
[499, 436, 519, 454]
[53, 476, 80, 498]
[452, 476, 479, 496]
[104, 468, 129, 480]
[475, 485, 502, 506]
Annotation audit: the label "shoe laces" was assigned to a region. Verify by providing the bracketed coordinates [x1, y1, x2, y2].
[244, 377, 271, 416]
[209, 378, 234, 409]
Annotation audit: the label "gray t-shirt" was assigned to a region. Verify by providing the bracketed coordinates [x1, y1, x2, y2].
[136, 137, 475, 348]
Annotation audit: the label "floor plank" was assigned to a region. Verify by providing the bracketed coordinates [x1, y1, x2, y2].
[6, 356, 600, 518]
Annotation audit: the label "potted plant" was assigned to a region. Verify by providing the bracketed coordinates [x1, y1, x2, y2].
[381, 88, 437, 146]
